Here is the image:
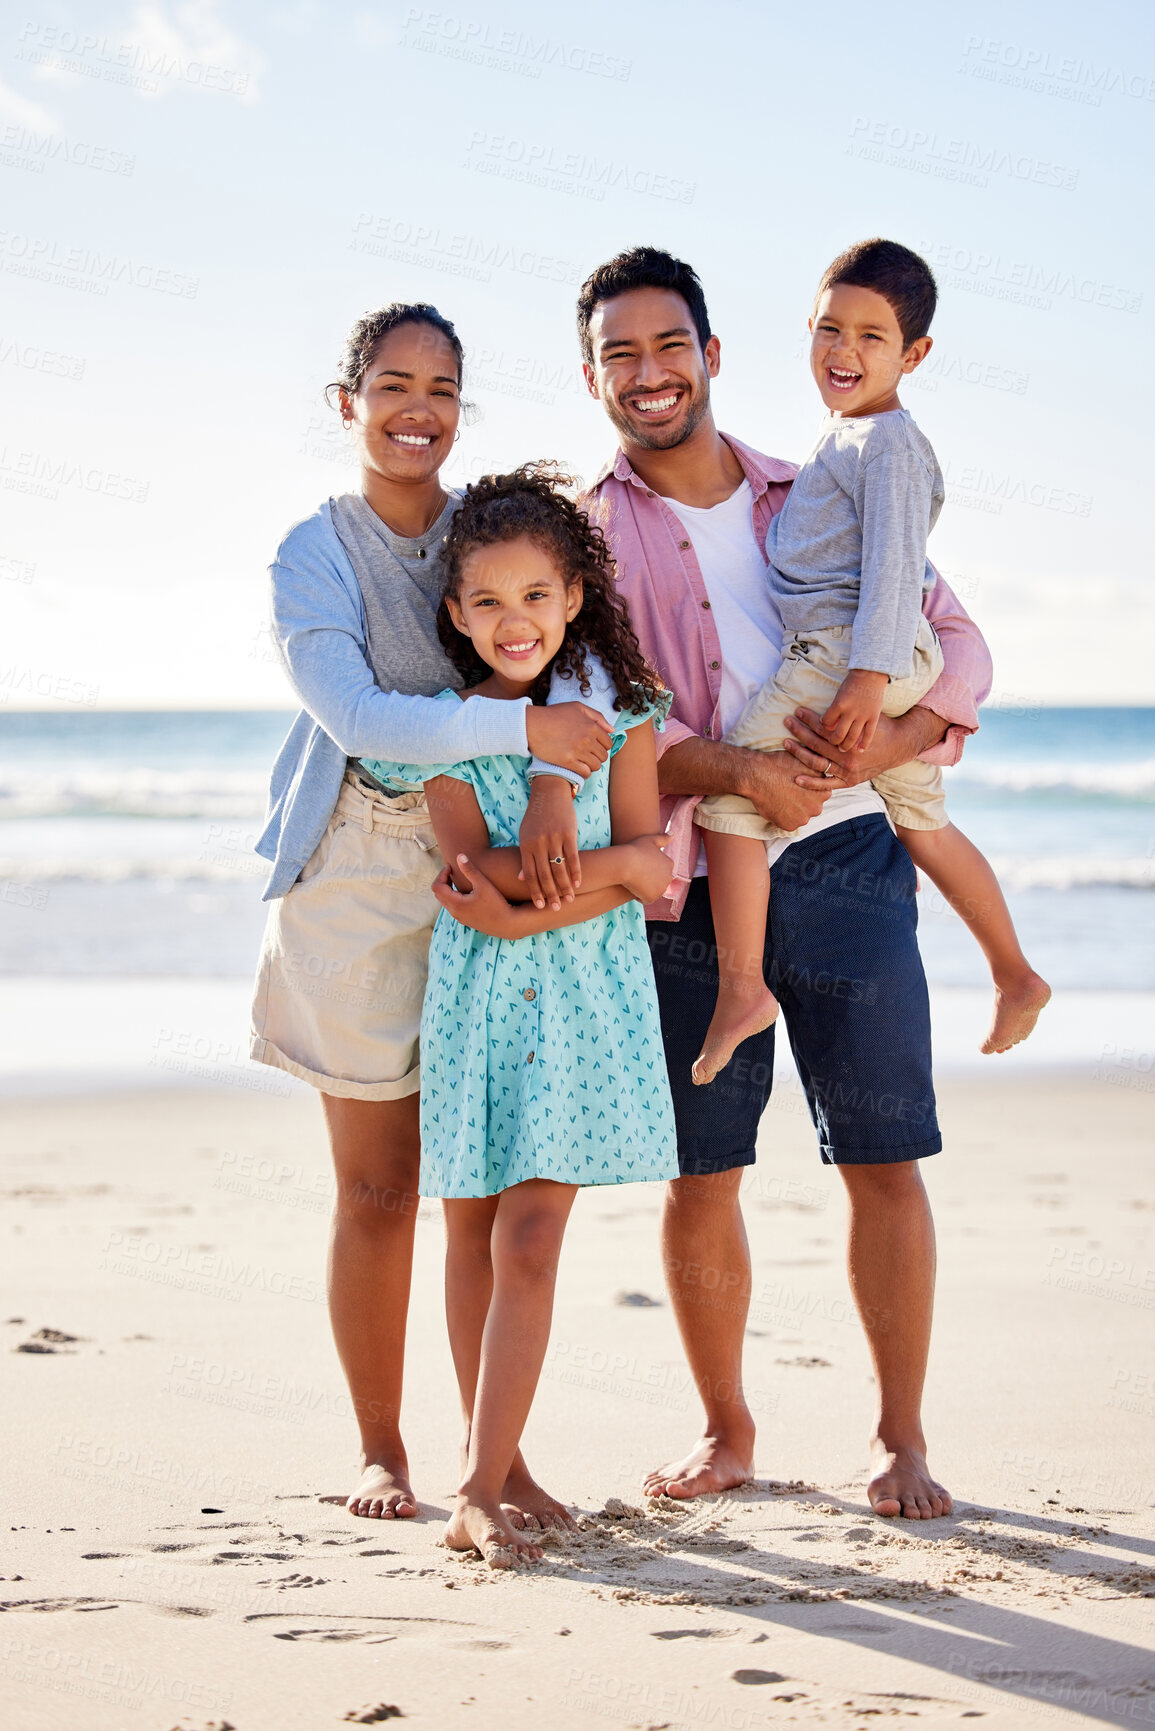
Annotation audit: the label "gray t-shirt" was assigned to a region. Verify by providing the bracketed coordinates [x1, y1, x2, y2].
[330, 489, 463, 698]
[766, 409, 944, 678]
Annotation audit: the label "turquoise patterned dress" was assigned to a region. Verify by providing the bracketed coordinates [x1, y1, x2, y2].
[362, 690, 678, 1199]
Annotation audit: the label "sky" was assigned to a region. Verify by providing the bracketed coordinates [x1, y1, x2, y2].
[1, 0, 1153, 709]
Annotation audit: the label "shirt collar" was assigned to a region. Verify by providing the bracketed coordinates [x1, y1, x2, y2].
[590, 433, 797, 496]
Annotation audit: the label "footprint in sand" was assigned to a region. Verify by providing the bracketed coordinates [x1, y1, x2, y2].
[342, 1708, 403, 1724]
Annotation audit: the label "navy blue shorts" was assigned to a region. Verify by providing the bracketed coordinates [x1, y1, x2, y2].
[646, 814, 941, 1173]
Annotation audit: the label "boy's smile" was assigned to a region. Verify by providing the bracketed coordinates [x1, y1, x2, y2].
[447, 535, 583, 698]
[809, 283, 932, 419]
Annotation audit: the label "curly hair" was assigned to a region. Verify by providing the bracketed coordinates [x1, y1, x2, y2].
[437, 463, 663, 716]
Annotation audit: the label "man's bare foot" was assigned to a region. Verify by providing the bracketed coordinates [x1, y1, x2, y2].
[502, 1455, 578, 1533]
[692, 988, 779, 1086]
[642, 1434, 755, 1500]
[981, 971, 1051, 1055]
[347, 1455, 418, 1520]
[867, 1439, 953, 1520]
[444, 1491, 544, 1569]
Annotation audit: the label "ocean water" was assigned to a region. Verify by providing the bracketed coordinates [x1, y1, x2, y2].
[0, 707, 1152, 1089]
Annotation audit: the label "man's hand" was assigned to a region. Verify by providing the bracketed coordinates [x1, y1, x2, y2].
[620, 834, 673, 904]
[821, 669, 889, 753]
[518, 776, 579, 911]
[525, 702, 614, 777]
[736, 746, 838, 829]
[782, 704, 948, 787]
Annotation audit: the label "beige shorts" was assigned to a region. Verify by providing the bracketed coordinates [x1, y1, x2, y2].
[249, 771, 443, 1101]
[695, 618, 948, 841]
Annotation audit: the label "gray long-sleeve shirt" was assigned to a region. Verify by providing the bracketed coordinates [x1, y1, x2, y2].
[766, 409, 944, 678]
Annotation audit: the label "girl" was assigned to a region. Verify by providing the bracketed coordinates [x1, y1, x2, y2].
[360, 466, 679, 1567]
[251, 302, 616, 1525]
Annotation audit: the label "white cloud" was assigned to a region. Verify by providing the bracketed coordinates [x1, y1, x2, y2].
[0, 74, 57, 132]
[124, 0, 262, 102]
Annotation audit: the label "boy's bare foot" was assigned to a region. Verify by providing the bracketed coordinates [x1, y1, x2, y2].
[867, 1439, 953, 1520]
[691, 988, 779, 1086]
[981, 971, 1051, 1055]
[347, 1455, 418, 1520]
[502, 1455, 578, 1533]
[642, 1434, 755, 1500]
[444, 1491, 544, 1568]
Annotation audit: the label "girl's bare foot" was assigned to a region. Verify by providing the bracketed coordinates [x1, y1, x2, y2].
[642, 1431, 755, 1500]
[347, 1454, 417, 1520]
[692, 987, 779, 1086]
[501, 1456, 578, 1533]
[982, 971, 1051, 1054]
[444, 1491, 544, 1569]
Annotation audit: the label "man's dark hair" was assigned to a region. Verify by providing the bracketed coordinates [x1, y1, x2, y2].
[816, 239, 937, 347]
[576, 246, 711, 365]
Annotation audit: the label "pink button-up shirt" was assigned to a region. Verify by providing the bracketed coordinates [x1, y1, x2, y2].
[582, 432, 994, 919]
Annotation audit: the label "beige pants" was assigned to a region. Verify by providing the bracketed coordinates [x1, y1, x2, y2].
[695, 618, 948, 841]
[250, 771, 443, 1100]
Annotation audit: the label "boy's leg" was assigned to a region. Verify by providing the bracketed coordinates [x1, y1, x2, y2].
[692, 832, 779, 1086]
[446, 1179, 578, 1568]
[898, 823, 1051, 1054]
[443, 1194, 577, 1532]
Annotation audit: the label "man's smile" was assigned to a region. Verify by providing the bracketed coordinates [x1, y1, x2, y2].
[629, 389, 684, 417]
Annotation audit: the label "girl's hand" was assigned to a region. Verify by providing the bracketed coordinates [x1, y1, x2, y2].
[518, 776, 580, 911]
[621, 833, 673, 904]
[525, 702, 614, 777]
[821, 669, 888, 753]
[432, 854, 520, 939]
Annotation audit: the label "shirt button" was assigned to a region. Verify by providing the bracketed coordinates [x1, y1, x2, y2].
[523, 987, 536, 1001]
[646, 490, 655, 498]
[704, 726, 712, 738]
[710, 660, 720, 670]
[679, 539, 690, 550]
[701, 599, 711, 609]
[526, 1051, 535, 1064]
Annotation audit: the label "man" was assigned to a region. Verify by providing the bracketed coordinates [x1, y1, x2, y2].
[574, 247, 992, 1519]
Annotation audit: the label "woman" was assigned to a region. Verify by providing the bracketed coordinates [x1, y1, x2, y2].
[250, 302, 614, 1522]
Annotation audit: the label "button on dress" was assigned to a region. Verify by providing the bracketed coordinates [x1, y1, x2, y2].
[362, 690, 679, 1199]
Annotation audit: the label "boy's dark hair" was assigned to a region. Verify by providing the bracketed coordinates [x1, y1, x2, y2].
[438, 463, 663, 715]
[817, 239, 937, 347]
[326, 301, 465, 403]
[576, 246, 711, 366]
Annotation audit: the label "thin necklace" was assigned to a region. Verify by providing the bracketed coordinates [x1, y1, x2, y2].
[414, 487, 448, 557]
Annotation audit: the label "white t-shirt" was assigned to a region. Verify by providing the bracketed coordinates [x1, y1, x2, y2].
[663, 481, 887, 872]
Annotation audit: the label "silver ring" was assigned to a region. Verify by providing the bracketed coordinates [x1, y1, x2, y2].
[823, 764, 835, 778]
[549, 855, 565, 865]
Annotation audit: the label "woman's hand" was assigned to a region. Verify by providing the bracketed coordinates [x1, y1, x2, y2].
[620, 833, 673, 904]
[526, 702, 614, 777]
[518, 777, 580, 911]
[432, 854, 521, 939]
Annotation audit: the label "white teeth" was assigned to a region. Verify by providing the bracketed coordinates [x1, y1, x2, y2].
[500, 640, 538, 653]
[392, 433, 433, 445]
[636, 393, 678, 412]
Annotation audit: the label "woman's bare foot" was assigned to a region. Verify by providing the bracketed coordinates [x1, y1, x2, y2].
[444, 1491, 544, 1569]
[501, 1455, 578, 1533]
[981, 971, 1051, 1054]
[347, 1454, 417, 1520]
[867, 1439, 953, 1520]
[642, 1433, 755, 1501]
[692, 987, 779, 1086]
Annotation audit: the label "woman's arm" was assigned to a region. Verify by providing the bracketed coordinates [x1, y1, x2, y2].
[270, 518, 611, 771]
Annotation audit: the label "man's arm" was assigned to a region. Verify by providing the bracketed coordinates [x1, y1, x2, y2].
[658, 735, 835, 830]
[781, 568, 992, 785]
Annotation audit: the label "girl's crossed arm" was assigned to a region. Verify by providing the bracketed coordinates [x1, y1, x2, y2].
[428, 720, 671, 938]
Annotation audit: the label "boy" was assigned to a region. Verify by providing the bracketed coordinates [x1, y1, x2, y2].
[691, 238, 1050, 1085]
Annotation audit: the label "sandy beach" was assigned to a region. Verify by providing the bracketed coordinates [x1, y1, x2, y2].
[3, 1069, 1152, 1731]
